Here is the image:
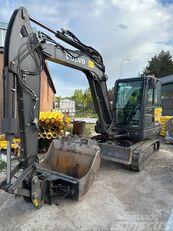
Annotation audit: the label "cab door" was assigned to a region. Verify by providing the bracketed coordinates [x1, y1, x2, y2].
[144, 79, 161, 129]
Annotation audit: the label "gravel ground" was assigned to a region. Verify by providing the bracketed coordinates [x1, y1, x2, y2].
[0, 143, 172, 231]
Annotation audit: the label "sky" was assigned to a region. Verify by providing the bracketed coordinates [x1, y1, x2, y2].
[1, 0, 173, 96]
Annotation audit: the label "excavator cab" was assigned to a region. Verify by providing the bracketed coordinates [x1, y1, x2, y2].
[99, 76, 161, 171]
[113, 77, 161, 140]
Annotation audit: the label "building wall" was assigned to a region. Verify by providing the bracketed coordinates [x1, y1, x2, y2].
[40, 70, 55, 112]
[0, 51, 3, 129]
[59, 99, 75, 116]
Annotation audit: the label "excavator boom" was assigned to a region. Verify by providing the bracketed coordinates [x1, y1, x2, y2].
[1, 6, 105, 205]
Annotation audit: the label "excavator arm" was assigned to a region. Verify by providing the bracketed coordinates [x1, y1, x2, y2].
[0, 7, 108, 205]
[2, 7, 112, 168]
[41, 41, 112, 131]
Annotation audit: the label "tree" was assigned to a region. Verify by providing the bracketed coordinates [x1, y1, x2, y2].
[107, 87, 114, 101]
[71, 88, 95, 115]
[83, 88, 93, 111]
[141, 50, 173, 78]
[71, 89, 84, 109]
[55, 95, 61, 104]
[54, 95, 61, 109]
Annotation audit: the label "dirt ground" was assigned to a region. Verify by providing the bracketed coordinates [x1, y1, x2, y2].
[0, 143, 172, 231]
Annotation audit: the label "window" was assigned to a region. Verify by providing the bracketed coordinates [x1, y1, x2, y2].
[114, 80, 143, 127]
[161, 83, 173, 115]
[0, 29, 6, 47]
[154, 82, 161, 106]
[146, 87, 153, 106]
[161, 84, 173, 100]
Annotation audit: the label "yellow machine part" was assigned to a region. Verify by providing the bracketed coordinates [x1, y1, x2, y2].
[160, 116, 173, 136]
[154, 107, 162, 122]
[0, 137, 20, 150]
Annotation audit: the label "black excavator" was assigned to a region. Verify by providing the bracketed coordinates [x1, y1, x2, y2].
[0, 7, 161, 207]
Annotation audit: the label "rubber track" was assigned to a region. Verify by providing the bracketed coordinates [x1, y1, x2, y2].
[131, 139, 160, 171]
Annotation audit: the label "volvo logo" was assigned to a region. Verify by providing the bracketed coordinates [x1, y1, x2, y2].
[65, 54, 85, 65]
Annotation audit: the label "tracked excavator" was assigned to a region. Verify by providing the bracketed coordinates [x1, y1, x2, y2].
[0, 7, 161, 206]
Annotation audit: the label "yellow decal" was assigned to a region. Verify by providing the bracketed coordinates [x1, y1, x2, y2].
[88, 60, 95, 69]
[33, 198, 39, 207]
[154, 107, 162, 122]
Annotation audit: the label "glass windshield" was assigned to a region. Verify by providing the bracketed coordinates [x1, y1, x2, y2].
[114, 80, 143, 127]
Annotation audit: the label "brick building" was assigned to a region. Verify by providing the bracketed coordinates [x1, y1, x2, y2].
[0, 22, 56, 129]
[0, 49, 3, 121]
[40, 63, 56, 111]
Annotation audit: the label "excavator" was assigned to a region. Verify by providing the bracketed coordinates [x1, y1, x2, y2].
[0, 7, 161, 207]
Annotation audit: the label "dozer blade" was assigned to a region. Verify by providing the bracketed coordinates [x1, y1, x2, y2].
[99, 138, 160, 171]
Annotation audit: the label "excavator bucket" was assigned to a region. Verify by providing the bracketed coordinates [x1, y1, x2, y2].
[38, 136, 100, 201]
[0, 136, 100, 206]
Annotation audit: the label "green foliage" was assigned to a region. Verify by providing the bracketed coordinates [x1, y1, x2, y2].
[141, 50, 173, 78]
[66, 123, 73, 134]
[84, 124, 95, 138]
[0, 160, 7, 171]
[58, 85, 115, 117]
[71, 89, 83, 105]
[55, 95, 61, 103]
[107, 87, 114, 101]
[71, 88, 95, 115]
[83, 88, 92, 108]
[75, 110, 97, 118]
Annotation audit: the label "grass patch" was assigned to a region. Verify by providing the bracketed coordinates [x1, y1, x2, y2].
[84, 124, 95, 138]
[75, 111, 97, 118]
[67, 123, 95, 138]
